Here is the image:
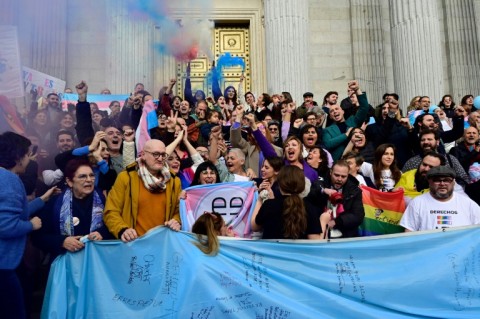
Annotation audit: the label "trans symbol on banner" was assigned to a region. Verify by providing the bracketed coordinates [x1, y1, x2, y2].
[194, 185, 248, 224]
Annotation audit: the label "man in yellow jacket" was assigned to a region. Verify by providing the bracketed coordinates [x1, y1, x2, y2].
[104, 139, 181, 242]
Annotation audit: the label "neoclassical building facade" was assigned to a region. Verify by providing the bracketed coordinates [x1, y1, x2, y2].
[1, 0, 480, 109]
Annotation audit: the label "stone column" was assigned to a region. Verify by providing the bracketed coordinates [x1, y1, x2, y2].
[445, 0, 480, 99]
[18, 0, 67, 80]
[474, 0, 480, 46]
[264, 0, 309, 103]
[105, 0, 155, 94]
[351, 0, 388, 106]
[389, 0, 444, 104]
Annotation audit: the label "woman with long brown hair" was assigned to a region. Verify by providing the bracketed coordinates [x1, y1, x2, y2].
[250, 166, 321, 239]
[361, 143, 402, 191]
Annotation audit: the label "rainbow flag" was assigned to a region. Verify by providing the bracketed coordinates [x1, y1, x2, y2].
[359, 185, 406, 236]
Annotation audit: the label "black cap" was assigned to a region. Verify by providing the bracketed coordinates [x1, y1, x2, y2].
[426, 166, 456, 179]
[303, 92, 313, 98]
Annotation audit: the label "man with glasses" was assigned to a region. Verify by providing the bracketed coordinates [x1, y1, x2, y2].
[400, 166, 480, 231]
[104, 139, 182, 242]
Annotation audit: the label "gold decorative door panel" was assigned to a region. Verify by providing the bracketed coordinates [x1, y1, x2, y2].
[176, 25, 250, 99]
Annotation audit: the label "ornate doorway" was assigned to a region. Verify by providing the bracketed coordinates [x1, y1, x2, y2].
[175, 24, 251, 98]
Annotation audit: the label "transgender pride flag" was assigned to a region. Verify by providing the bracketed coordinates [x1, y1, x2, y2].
[180, 181, 258, 238]
[359, 185, 406, 236]
[61, 93, 129, 112]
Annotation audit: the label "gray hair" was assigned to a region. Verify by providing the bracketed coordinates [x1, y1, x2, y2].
[228, 148, 245, 161]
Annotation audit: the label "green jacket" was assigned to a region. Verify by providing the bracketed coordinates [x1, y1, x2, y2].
[322, 93, 369, 160]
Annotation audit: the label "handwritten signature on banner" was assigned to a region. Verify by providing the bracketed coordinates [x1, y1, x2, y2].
[42, 226, 480, 318]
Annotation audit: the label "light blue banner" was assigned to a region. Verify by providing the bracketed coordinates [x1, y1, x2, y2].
[42, 226, 480, 318]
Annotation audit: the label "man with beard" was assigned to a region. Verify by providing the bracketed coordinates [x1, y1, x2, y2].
[408, 106, 465, 155]
[44, 93, 63, 128]
[313, 160, 365, 238]
[42, 130, 77, 186]
[400, 166, 480, 231]
[322, 80, 370, 160]
[402, 129, 470, 187]
[395, 152, 447, 205]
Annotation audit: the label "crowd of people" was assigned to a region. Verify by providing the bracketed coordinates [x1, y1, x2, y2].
[1, 70, 480, 318]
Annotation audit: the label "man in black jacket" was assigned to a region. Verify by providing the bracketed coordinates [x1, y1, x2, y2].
[309, 160, 365, 238]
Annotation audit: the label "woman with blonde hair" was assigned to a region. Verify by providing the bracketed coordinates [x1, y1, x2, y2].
[191, 212, 234, 255]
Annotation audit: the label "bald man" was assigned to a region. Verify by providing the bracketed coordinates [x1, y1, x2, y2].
[104, 139, 182, 242]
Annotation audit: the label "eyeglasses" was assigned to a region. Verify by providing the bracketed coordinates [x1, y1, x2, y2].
[75, 173, 95, 181]
[431, 177, 454, 184]
[269, 127, 278, 132]
[144, 150, 168, 159]
[197, 151, 209, 155]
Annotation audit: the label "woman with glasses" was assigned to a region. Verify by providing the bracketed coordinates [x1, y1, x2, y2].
[33, 158, 111, 263]
[190, 161, 221, 186]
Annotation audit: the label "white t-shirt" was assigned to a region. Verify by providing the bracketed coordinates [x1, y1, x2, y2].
[234, 174, 250, 182]
[360, 163, 396, 191]
[354, 174, 367, 186]
[380, 169, 395, 191]
[400, 192, 480, 231]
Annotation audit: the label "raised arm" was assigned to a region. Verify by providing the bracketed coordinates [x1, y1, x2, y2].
[230, 105, 250, 154]
[246, 113, 278, 158]
[349, 81, 369, 127]
[159, 79, 176, 117]
[74, 81, 94, 146]
[184, 62, 196, 108]
[211, 61, 223, 101]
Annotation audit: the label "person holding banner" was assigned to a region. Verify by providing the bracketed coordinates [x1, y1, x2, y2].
[360, 143, 402, 192]
[251, 166, 322, 240]
[103, 139, 181, 242]
[32, 159, 111, 261]
[190, 161, 221, 186]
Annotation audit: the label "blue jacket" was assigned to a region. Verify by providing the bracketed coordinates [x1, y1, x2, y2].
[32, 189, 110, 262]
[0, 169, 44, 269]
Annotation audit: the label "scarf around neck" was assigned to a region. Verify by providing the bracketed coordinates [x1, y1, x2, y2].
[136, 157, 171, 192]
[59, 188, 104, 236]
